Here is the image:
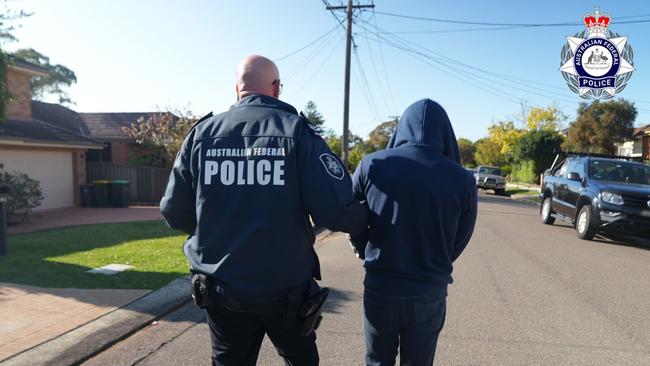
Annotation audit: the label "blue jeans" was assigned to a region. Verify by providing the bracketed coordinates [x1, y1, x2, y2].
[363, 288, 446, 366]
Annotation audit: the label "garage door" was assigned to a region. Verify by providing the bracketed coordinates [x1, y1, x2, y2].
[1, 149, 74, 210]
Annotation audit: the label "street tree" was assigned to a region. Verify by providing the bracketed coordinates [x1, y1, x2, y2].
[457, 138, 476, 167]
[526, 106, 566, 131]
[487, 120, 524, 155]
[368, 118, 398, 150]
[513, 129, 565, 177]
[563, 99, 637, 155]
[474, 138, 507, 167]
[123, 109, 195, 169]
[303, 100, 326, 134]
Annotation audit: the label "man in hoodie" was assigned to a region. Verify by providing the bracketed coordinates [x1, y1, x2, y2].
[350, 99, 477, 365]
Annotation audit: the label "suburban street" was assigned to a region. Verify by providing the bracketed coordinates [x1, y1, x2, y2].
[84, 193, 650, 366]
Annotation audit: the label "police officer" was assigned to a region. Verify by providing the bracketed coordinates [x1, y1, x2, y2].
[160, 54, 368, 366]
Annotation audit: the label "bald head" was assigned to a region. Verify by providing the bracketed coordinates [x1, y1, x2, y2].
[236, 55, 280, 99]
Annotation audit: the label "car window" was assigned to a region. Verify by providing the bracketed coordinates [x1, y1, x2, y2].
[564, 160, 578, 178]
[589, 160, 650, 185]
[478, 167, 501, 175]
[573, 162, 585, 178]
[554, 161, 567, 177]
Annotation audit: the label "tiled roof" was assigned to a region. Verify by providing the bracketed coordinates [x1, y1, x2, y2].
[32, 101, 89, 136]
[77, 112, 166, 141]
[0, 119, 101, 147]
[32, 101, 171, 142]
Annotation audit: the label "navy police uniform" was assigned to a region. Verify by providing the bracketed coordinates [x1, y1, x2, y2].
[160, 94, 368, 366]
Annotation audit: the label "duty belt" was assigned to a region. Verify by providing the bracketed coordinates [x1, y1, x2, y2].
[212, 291, 287, 314]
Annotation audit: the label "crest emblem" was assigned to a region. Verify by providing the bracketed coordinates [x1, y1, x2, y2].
[319, 153, 344, 180]
[560, 7, 634, 100]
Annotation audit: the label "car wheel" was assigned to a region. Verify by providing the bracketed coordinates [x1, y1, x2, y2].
[576, 205, 597, 240]
[541, 197, 555, 225]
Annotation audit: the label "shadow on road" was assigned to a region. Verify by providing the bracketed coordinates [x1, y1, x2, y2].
[543, 219, 650, 251]
[324, 287, 358, 314]
[593, 233, 650, 251]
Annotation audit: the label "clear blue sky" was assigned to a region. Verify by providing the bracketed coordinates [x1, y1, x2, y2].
[7, 0, 650, 141]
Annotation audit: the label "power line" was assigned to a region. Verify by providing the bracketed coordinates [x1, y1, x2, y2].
[274, 25, 338, 62]
[283, 29, 340, 82]
[372, 37, 573, 106]
[359, 21, 584, 100]
[286, 33, 344, 99]
[373, 10, 650, 27]
[357, 26, 567, 107]
[372, 9, 398, 116]
[360, 14, 391, 120]
[353, 45, 382, 122]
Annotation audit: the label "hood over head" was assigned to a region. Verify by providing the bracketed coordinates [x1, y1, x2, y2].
[387, 98, 460, 164]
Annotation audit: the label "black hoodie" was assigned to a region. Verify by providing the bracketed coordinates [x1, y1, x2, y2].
[352, 99, 477, 296]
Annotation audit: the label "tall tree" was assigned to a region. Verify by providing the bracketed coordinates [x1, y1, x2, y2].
[487, 120, 524, 155]
[513, 129, 565, 177]
[526, 106, 566, 132]
[563, 99, 637, 154]
[0, 6, 30, 44]
[474, 138, 507, 167]
[303, 100, 326, 134]
[368, 118, 398, 150]
[457, 138, 476, 167]
[13, 48, 77, 104]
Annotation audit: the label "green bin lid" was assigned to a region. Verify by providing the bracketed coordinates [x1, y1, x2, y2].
[112, 180, 130, 184]
[93, 180, 110, 184]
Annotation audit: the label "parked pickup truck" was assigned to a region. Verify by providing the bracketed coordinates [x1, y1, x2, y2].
[540, 153, 650, 240]
[474, 165, 506, 195]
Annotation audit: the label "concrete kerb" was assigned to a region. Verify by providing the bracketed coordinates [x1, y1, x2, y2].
[510, 194, 541, 207]
[2, 228, 334, 366]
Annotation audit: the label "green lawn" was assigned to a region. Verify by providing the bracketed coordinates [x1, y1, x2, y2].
[0, 221, 188, 289]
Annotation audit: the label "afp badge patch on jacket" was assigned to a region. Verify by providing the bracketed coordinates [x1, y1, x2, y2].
[319, 153, 344, 180]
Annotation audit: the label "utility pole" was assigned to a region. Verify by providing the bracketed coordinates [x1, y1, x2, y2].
[326, 0, 374, 168]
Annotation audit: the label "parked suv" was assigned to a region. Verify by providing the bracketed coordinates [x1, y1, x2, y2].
[475, 165, 506, 195]
[540, 153, 650, 240]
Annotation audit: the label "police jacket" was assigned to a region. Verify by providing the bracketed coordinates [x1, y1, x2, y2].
[161, 94, 368, 303]
[351, 99, 477, 297]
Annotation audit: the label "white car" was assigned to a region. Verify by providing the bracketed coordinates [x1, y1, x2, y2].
[475, 165, 506, 195]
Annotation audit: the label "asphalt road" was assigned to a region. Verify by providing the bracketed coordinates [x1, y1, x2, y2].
[84, 193, 650, 366]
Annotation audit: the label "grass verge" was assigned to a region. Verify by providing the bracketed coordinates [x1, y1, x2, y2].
[0, 220, 188, 289]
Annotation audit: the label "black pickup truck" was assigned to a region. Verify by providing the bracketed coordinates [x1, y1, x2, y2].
[540, 153, 650, 240]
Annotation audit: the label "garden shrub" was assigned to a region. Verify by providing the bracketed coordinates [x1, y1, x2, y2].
[0, 166, 44, 224]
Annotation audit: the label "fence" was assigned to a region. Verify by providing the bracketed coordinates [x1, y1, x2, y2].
[86, 162, 170, 205]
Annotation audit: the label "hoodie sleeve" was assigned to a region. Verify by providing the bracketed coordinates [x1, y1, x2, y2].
[297, 120, 368, 235]
[348, 160, 370, 257]
[160, 130, 197, 234]
[451, 180, 477, 262]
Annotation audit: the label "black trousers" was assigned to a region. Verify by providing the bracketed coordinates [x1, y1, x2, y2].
[206, 302, 319, 366]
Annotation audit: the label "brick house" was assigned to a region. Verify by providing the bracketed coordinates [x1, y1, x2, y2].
[32, 102, 173, 165]
[0, 57, 102, 210]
